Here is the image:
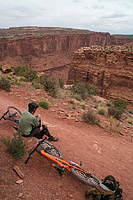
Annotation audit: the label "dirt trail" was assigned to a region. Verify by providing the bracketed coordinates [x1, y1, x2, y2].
[0, 86, 132, 200]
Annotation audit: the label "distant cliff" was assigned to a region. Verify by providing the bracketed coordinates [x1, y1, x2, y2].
[67, 45, 133, 103]
[0, 27, 133, 71]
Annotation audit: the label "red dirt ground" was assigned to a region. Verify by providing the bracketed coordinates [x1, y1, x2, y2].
[0, 84, 132, 200]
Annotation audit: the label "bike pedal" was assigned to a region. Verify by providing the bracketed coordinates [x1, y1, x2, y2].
[52, 164, 64, 176]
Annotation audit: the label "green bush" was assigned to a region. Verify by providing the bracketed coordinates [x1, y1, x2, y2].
[71, 82, 88, 99]
[71, 82, 97, 100]
[82, 110, 100, 125]
[81, 104, 86, 110]
[70, 100, 75, 104]
[2, 133, 28, 159]
[32, 79, 43, 89]
[106, 102, 111, 106]
[14, 66, 37, 82]
[108, 105, 123, 120]
[72, 94, 81, 101]
[86, 84, 98, 95]
[0, 76, 11, 92]
[58, 78, 64, 88]
[113, 99, 127, 111]
[129, 111, 133, 114]
[98, 108, 106, 115]
[72, 105, 76, 109]
[38, 100, 50, 109]
[40, 76, 57, 97]
[128, 121, 133, 125]
[6, 75, 12, 80]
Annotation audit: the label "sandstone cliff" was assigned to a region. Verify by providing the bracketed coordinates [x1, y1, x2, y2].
[67, 45, 133, 103]
[0, 27, 133, 71]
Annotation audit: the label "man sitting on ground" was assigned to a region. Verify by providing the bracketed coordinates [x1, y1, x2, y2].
[18, 102, 58, 141]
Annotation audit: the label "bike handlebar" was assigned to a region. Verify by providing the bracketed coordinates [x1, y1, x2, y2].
[25, 137, 47, 164]
[0, 110, 9, 121]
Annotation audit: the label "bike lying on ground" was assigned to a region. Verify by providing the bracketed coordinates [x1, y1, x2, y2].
[0, 106, 22, 124]
[25, 137, 108, 189]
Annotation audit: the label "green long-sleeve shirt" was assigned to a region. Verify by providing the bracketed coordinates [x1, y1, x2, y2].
[18, 110, 40, 136]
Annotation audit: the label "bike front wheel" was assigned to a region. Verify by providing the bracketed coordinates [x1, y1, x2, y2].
[7, 106, 22, 124]
[40, 141, 63, 159]
[71, 167, 97, 186]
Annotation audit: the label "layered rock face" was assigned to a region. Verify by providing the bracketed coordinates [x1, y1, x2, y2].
[68, 45, 133, 103]
[0, 27, 133, 71]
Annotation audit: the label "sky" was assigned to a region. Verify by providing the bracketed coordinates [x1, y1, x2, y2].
[0, 0, 133, 35]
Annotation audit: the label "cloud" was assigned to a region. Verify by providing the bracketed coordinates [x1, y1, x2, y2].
[103, 12, 128, 19]
[72, 0, 81, 2]
[0, 0, 132, 34]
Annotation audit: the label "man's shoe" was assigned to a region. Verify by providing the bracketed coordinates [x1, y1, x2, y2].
[48, 136, 59, 141]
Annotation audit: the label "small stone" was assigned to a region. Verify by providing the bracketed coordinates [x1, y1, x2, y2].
[13, 165, 24, 179]
[16, 179, 23, 184]
[70, 194, 73, 198]
[18, 193, 23, 198]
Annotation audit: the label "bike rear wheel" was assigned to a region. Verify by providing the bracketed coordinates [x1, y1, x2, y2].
[71, 167, 97, 186]
[7, 106, 22, 124]
[40, 141, 63, 159]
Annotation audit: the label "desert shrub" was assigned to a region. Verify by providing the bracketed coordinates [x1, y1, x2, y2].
[33, 82, 43, 89]
[0, 76, 11, 91]
[81, 104, 86, 110]
[70, 100, 75, 104]
[108, 105, 123, 120]
[72, 105, 76, 109]
[128, 121, 133, 125]
[32, 79, 43, 89]
[109, 115, 114, 131]
[14, 66, 37, 82]
[98, 108, 106, 115]
[0, 65, 2, 71]
[2, 133, 28, 159]
[82, 110, 100, 125]
[108, 98, 127, 120]
[17, 77, 26, 82]
[58, 78, 64, 89]
[113, 98, 127, 111]
[71, 82, 97, 100]
[6, 75, 12, 80]
[106, 102, 111, 106]
[72, 94, 82, 101]
[129, 111, 133, 114]
[40, 76, 57, 97]
[86, 84, 98, 95]
[38, 99, 50, 110]
[71, 82, 88, 99]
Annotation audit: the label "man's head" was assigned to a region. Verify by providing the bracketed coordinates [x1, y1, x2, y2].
[103, 175, 116, 191]
[28, 102, 38, 114]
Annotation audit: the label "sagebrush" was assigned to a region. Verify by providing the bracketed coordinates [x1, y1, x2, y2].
[2, 133, 28, 159]
[0, 76, 11, 91]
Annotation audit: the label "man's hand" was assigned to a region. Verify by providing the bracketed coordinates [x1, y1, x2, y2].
[36, 114, 40, 118]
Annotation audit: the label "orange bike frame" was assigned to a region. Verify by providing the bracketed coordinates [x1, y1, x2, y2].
[40, 149, 90, 174]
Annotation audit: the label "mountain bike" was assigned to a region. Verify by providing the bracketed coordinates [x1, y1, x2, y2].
[25, 137, 108, 189]
[0, 106, 22, 124]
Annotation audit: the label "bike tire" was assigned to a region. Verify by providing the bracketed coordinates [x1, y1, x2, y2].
[71, 167, 97, 186]
[7, 106, 22, 124]
[40, 141, 63, 159]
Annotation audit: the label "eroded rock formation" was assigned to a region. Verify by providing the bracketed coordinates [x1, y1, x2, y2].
[0, 27, 133, 71]
[67, 45, 133, 103]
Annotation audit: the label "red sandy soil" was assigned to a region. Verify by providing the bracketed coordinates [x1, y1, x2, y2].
[0, 84, 132, 200]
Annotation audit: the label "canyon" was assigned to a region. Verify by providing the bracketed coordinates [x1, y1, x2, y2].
[0, 27, 133, 103]
[68, 45, 133, 103]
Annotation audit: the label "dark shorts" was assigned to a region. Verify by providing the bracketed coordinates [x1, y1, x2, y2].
[22, 125, 49, 139]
